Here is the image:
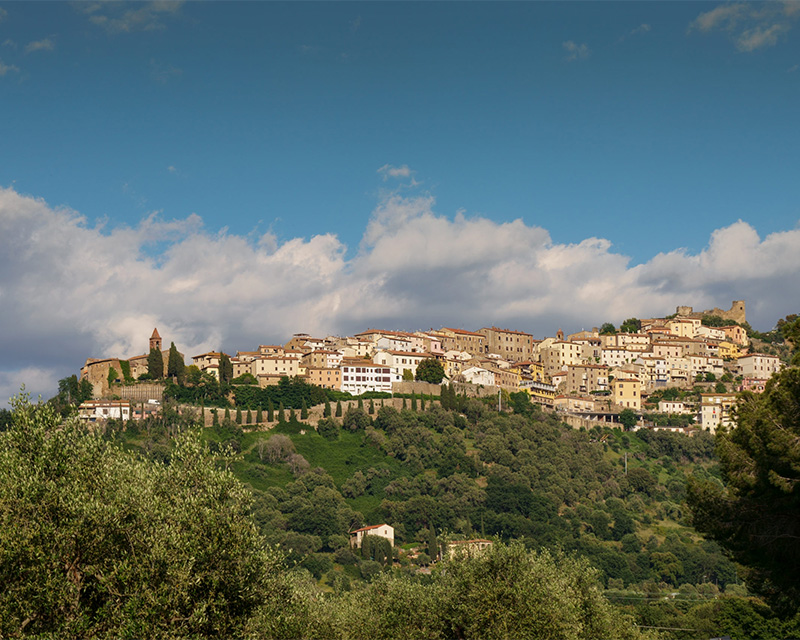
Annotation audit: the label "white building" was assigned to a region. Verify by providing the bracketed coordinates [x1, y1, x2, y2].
[78, 400, 131, 422]
[737, 353, 783, 379]
[340, 359, 398, 395]
[350, 523, 395, 548]
[700, 393, 737, 433]
[461, 366, 495, 387]
[372, 350, 432, 379]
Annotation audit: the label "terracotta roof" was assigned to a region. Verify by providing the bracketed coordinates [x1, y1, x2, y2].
[150, 328, 161, 338]
[441, 327, 485, 337]
[479, 326, 533, 337]
[350, 523, 391, 534]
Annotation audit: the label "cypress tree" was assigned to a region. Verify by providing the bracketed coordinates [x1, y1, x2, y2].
[267, 399, 274, 422]
[167, 342, 185, 384]
[411, 393, 417, 411]
[402, 398, 407, 409]
[428, 528, 439, 562]
[278, 402, 285, 424]
[301, 400, 308, 420]
[224, 407, 231, 421]
[324, 400, 331, 418]
[420, 396, 426, 411]
[246, 409, 252, 424]
[358, 397, 364, 410]
[212, 409, 219, 427]
[219, 353, 233, 383]
[147, 346, 164, 379]
[256, 407, 263, 424]
[368, 399, 375, 415]
[335, 400, 342, 417]
[440, 384, 449, 409]
[235, 408, 242, 425]
[289, 408, 296, 423]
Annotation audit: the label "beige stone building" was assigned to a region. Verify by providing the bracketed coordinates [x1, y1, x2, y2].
[477, 326, 535, 362]
[446, 539, 492, 559]
[668, 317, 701, 338]
[562, 364, 609, 395]
[700, 393, 737, 433]
[539, 340, 584, 376]
[720, 325, 749, 346]
[192, 352, 223, 378]
[737, 353, 783, 378]
[252, 354, 302, 380]
[434, 328, 487, 356]
[306, 367, 341, 390]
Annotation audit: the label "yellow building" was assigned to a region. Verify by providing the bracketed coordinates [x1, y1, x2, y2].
[611, 377, 642, 411]
[717, 341, 741, 360]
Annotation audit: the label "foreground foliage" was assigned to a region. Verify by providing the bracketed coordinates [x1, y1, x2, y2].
[1, 393, 654, 639]
[310, 544, 647, 640]
[688, 365, 800, 615]
[0, 394, 284, 638]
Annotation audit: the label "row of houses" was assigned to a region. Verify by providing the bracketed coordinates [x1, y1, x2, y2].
[78, 301, 784, 433]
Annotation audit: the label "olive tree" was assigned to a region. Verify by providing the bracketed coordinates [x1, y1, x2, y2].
[0, 392, 286, 638]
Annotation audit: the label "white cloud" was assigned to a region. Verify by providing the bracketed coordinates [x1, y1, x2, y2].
[2, 39, 16, 49]
[689, 2, 798, 51]
[0, 8, 7, 23]
[0, 368, 61, 409]
[79, 1, 184, 34]
[0, 60, 19, 76]
[377, 164, 414, 181]
[631, 24, 652, 36]
[1, 186, 799, 405]
[736, 22, 789, 51]
[689, 4, 746, 33]
[25, 38, 55, 54]
[563, 40, 590, 61]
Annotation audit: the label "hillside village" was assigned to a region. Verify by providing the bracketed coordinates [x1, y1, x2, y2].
[79, 300, 785, 433]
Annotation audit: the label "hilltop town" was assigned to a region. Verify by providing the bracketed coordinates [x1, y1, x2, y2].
[78, 300, 785, 433]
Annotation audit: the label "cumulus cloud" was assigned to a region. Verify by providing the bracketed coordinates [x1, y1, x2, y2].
[689, 2, 798, 51]
[631, 24, 652, 36]
[563, 40, 590, 61]
[377, 164, 413, 181]
[1, 186, 799, 405]
[25, 38, 55, 54]
[0, 60, 19, 76]
[78, 1, 184, 34]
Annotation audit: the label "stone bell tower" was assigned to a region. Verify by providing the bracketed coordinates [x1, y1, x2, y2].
[149, 328, 162, 352]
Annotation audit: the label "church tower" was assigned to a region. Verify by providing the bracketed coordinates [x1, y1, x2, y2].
[150, 328, 162, 352]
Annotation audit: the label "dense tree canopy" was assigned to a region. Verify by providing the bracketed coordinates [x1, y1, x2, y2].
[688, 366, 800, 615]
[415, 358, 446, 384]
[0, 393, 285, 637]
[619, 317, 641, 334]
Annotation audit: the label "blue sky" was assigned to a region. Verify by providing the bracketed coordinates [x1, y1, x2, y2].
[1, 1, 800, 402]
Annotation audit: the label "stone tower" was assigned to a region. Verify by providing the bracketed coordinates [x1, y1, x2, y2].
[150, 328, 162, 352]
